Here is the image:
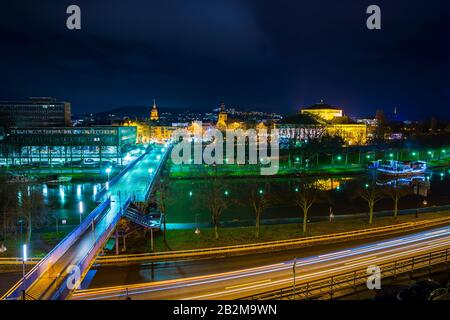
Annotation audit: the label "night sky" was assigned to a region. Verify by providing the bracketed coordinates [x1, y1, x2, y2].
[0, 0, 449, 119]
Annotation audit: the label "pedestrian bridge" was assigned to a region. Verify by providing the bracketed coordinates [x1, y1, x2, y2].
[1, 144, 170, 300]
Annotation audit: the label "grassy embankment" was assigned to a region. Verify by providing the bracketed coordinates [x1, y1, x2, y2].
[124, 210, 450, 253]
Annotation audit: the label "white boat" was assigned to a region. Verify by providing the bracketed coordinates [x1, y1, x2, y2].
[46, 176, 73, 185]
[373, 160, 427, 177]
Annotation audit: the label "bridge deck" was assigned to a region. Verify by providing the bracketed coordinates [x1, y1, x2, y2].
[4, 144, 168, 300]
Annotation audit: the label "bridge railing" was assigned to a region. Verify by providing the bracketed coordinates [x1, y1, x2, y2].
[95, 147, 151, 202]
[1, 197, 112, 300]
[139, 145, 171, 202]
[51, 195, 132, 300]
[240, 248, 450, 300]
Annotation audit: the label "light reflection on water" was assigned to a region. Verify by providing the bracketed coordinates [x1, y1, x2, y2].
[13, 167, 450, 226]
[24, 182, 103, 226]
[167, 167, 450, 223]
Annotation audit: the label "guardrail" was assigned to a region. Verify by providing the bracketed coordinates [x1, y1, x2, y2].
[3, 213, 450, 268]
[240, 248, 450, 300]
[51, 196, 132, 300]
[94, 215, 450, 265]
[94, 147, 151, 202]
[140, 145, 171, 202]
[0, 257, 41, 265]
[1, 197, 111, 300]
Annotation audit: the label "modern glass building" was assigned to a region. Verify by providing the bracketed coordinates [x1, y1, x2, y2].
[0, 126, 137, 168]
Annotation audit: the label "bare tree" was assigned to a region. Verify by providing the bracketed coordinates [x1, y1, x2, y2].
[358, 183, 384, 224]
[155, 175, 170, 243]
[16, 185, 46, 244]
[0, 178, 19, 240]
[383, 181, 412, 218]
[247, 183, 278, 238]
[292, 177, 323, 233]
[201, 177, 229, 240]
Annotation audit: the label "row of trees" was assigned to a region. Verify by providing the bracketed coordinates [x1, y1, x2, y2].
[0, 178, 46, 245]
[155, 174, 415, 241]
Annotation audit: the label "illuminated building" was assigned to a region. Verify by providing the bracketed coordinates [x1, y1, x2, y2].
[301, 100, 343, 121]
[279, 100, 367, 146]
[150, 99, 159, 121]
[326, 123, 367, 145]
[216, 101, 228, 131]
[124, 121, 150, 144]
[0, 126, 137, 167]
[149, 124, 176, 141]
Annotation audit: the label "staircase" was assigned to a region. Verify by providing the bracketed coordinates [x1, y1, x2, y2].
[124, 205, 161, 229]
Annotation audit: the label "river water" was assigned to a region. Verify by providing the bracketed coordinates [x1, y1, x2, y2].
[166, 167, 450, 227]
[5, 167, 450, 230]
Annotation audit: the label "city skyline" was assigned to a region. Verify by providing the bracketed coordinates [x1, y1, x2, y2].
[0, 0, 450, 305]
[0, 1, 449, 118]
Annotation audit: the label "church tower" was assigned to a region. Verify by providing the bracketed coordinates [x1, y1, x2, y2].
[150, 99, 159, 121]
[216, 100, 228, 130]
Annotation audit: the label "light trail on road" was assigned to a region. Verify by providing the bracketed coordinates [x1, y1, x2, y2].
[72, 225, 450, 300]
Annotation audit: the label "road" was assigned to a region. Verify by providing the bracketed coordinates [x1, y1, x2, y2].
[72, 225, 450, 300]
[4, 145, 167, 300]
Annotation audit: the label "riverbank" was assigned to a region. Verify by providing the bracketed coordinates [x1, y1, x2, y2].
[169, 157, 450, 179]
[0, 168, 120, 182]
[170, 165, 365, 179]
[124, 210, 450, 253]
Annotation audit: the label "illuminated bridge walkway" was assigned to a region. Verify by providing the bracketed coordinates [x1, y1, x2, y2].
[2, 144, 170, 300]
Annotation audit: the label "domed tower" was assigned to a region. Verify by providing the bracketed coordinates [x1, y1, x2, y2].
[150, 99, 159, 121]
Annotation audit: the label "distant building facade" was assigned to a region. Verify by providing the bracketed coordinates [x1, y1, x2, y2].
[0, 97, 71, 129]
[0, 126, 136, 167]
[301, 100, 343, 121]
[216, 101, 228, 130]
[279, 101, 367, 146]
[124, 101, 180, 142]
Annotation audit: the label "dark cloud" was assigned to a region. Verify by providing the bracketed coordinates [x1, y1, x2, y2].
[0, 0, 449, 118]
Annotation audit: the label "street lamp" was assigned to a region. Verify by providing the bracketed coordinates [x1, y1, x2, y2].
[148, 168, 154, 175]
[105, 167, 112, 182]
[22, 244, 27, 300]
[293, 257, 297, 298]
[194, 214, 201, 235]
[79, 201, 84, 224]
